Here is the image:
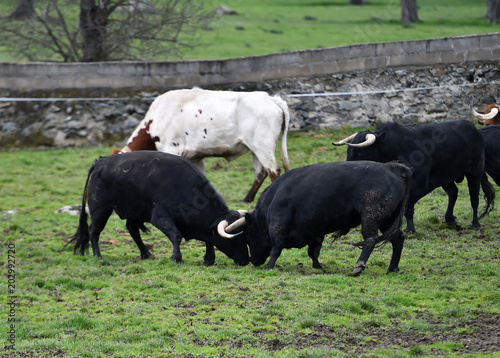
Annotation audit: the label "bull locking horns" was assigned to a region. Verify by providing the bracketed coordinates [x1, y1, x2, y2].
[332, 133, 376, 148]
[217, 211, 248, 239]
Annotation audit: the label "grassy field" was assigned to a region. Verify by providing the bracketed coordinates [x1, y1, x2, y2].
[0, 0, 498, 62]
[184, 0, 499, 60]
[1, 128, 499, 357]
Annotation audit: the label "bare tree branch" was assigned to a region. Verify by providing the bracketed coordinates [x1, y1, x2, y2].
[0, 0, 217, 62]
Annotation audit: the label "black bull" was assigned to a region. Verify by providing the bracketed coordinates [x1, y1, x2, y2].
[229, 161, 413, 276]
[67, 151, 249, 266]
[334, 120, 495, 233]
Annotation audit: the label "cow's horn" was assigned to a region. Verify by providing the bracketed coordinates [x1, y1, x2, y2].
[344, 133, 376, 148]
[332, 133, 358, 146]
[217, 217, 246, 239]
[471, 105, 499, 121]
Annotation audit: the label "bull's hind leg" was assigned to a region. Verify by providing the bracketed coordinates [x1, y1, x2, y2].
[465, 173, 482, 229]
[126, 220, 152, 259]
[353, 235, 377, 276]
[354, 218, 381, 275]
[88, 207, 113, 258]
[151, 212, 184, 263]
[442, 182, 459, 227]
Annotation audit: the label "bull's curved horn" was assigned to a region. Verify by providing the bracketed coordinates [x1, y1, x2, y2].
[217, 217, 247, 239]
[332, 133, 358, 146]
[471, 105, 499, 122]
[344, 133, 377, 148]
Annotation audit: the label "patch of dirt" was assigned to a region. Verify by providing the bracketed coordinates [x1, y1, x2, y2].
[3, 311, 497, 357]
[246, 310, 500, 355]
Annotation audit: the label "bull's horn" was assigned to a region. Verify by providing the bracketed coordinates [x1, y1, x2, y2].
[332, 132, 358, 146]
[217, 217, 246, 239]
[237, 210, 248, 216]
[344, 133, 377, 148]
[471, 105, 499, 121]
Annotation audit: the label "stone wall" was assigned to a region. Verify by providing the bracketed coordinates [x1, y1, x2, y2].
[0, 33, 498, 92]
[0, 61, 498, 149]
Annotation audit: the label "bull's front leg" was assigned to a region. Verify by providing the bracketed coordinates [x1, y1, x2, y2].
[307, 236, 325, 270]
[168, 236, 183, 264]
[263, 246, 284, 270]
[404, 205, 416, 234]
[387, 231, 405, 274]
[203, 243, 216, 266]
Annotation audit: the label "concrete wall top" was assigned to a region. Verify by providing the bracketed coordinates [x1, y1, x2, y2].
[0, 33, 498, 92]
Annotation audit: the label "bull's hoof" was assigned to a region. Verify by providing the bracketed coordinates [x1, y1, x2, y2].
[445, 214, 457, 224]
[352, 264, 366, 276]
[312, 261, 324, 270]
[386, 267, 400, 274]
[239, 197, 253, 203]
[203, 259, 215, 266]
[170, 255, 183, 264]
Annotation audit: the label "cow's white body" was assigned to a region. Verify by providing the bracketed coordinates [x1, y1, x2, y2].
[122, 88, 290, 202]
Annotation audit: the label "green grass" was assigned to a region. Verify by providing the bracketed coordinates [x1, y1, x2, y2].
[180, 0, 499, 60]
[1, 128, 500, 357]
[0, 0, 498, 62]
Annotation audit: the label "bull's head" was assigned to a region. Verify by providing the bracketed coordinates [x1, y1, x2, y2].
[471, 104, 500, 126]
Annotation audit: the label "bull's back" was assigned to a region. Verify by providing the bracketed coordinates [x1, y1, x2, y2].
[262, 161, 407, 235]
[88, 152, 212, 219]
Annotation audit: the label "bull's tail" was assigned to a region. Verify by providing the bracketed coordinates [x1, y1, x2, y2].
[273, 96, 291, 172]
[379, 163, 413, 245]
[480, 173, 495, 219]
[66, 161, 99, 255]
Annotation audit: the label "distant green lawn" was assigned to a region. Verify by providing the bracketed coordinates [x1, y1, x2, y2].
[183, 0, 498, 60]
[0, 0, 498, 62]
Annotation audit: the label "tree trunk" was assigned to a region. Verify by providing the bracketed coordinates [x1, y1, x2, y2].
[9, 0, 34, 20]
[487, 0, 500, 24]
[401, 0, 419, 23]
[79, 0, 108, 62]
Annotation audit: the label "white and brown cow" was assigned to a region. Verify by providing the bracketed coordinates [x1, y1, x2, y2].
[114, 88, 291, 202]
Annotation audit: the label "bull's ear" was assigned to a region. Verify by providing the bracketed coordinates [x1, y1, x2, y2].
[376, 132, 386, 142]
[244, 212, 253, 225]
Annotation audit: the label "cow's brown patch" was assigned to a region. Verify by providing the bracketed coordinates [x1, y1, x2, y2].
[127, 119, 160, 151]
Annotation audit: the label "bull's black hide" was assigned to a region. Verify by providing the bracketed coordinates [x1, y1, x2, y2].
[335, 120, 495, 233]
[68, 151, 249, 266]
[242, 160, 412, 276]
